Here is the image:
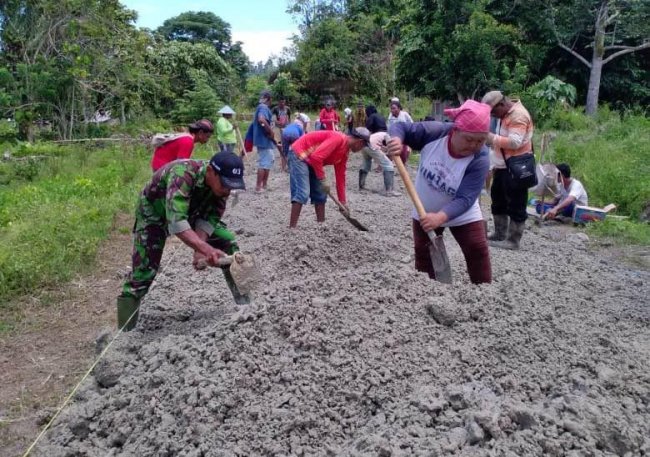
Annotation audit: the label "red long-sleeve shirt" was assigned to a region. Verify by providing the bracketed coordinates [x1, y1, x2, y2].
[319, 108, 340, 131]
[291, 130, 350, 203]
[151, 135, 195, 171]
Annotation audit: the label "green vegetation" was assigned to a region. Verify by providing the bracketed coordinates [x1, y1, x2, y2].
[546, 110, 650, 219]
[0, 143, 146, 302]
[586, 219, 650, 246]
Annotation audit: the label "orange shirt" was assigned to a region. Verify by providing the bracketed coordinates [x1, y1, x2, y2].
[493, 100, 534, 160]
[291, 131, 351, 203]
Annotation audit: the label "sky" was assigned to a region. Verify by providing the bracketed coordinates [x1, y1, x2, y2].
[120, 0, 298, 63]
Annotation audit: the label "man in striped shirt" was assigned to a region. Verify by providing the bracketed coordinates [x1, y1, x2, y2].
[482, 91, 534, 250]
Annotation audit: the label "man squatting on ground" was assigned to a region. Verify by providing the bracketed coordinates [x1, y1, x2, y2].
[117, 152, 247, 331]
[287, 127, 370, 228]
[359, 132, 401, 197]
[387, 100, 492, 284]
[542, 163, 589, 219]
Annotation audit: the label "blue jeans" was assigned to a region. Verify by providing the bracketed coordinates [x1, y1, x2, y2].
[532, 199, 574, 217]
[257, 147, 275, 169]
[288, 149, 326, 205]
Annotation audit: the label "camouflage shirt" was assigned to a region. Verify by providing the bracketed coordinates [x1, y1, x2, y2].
[139, 159, 227, 236]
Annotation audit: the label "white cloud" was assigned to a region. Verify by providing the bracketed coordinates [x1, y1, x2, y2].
[232, 30, 295, 63]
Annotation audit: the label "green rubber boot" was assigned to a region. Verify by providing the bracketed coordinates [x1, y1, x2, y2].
[117, 295, 140, 331]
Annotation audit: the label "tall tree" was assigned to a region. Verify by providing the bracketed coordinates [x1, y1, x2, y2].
[548, 0, 650, 115]
[396, 2, 521, 102]
[156, 11, 250, 87]
[157, 11, 231, 53]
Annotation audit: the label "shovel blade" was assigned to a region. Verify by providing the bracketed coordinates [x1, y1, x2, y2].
[429, 235, 452, 284]
[343, 213, 369, 231]
[229, 253, 260, 295]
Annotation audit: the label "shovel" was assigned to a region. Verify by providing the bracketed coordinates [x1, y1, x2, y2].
[393, 155, 452, 284]
[196, 252, 260, 295]
[327, 190, 369, 231]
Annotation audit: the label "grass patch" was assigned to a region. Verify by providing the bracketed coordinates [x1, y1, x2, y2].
[544, 110, 650, 219]
[0, 142, 154, 304]
[586, 219, 650, 246]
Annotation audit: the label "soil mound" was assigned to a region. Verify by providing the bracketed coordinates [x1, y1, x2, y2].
[34, 157, 650, 456]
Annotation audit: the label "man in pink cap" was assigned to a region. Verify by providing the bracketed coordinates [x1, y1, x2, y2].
[386, 99, 492, 284]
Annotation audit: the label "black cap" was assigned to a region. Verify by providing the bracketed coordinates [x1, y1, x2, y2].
[209, 152, 246, 190]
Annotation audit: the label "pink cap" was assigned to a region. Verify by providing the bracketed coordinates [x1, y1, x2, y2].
[443, 100, 491, 133]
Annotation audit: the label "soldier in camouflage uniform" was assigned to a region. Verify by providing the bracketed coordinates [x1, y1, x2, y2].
[118, 151, 247, 331]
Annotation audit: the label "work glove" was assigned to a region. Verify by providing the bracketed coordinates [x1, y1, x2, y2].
[319, 178, 330, 195]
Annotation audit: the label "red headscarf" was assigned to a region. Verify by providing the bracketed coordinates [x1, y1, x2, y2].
[443, 100, 491, 133]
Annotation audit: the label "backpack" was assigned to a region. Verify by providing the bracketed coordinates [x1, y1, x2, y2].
[151, 132, 192, 148]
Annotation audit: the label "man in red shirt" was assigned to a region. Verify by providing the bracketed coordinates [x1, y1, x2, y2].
[318, 100, 340, 131]
[287, 127, 370, 227]
[150, 119, 214, 171]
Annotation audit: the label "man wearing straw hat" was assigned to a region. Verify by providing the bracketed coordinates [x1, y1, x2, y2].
[216, 105, 237, 154]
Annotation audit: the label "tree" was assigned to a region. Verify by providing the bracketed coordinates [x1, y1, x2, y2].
[396, 3, 521, 102]
[157, 11, 250, 88]
[0, 0, 145, 139]
[157, 11, 231, 53]
[287, 0, 348, 32]
[548, 0, 650, 115]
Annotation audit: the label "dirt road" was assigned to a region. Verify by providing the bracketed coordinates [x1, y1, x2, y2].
[30, 156, 650, 456]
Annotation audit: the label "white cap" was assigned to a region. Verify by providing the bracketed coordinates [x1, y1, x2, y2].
[296, 113, 310, 124]
[344, 107, 352, 116]
[390, 97, 400, 103]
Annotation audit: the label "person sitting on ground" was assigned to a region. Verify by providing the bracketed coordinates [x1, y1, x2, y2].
[216, 106, 237, 154]
[542, 163, 588, 219]
[287, 127, 370, 228]
[280, 113, 310, 173]
[117, 151, 248, 331]
[150, 119, 213, 172]
[387, 100, 492, 285]
[359, 132, 401, 197]
[319, 100, 340, 131]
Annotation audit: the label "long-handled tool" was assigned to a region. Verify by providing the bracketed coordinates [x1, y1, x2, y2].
[327, 190, 369, 232]
[235, 125, 251, 167]
[393, 155, 452, 284]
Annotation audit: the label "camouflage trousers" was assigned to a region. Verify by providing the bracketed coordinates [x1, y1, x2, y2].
[121, 213, 239, 300]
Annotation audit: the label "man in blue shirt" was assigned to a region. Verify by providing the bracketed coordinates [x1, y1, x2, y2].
[253, 90, 276, 192]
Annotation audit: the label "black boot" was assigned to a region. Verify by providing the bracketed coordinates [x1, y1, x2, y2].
[223, 267, 250, 305]
[490, 219, 526, 250]
[117, 294, 140, 331]
[359, 169, 368, 190]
